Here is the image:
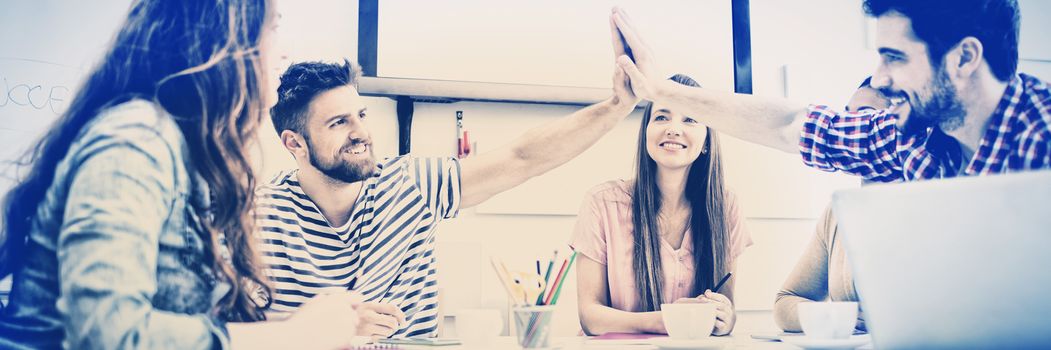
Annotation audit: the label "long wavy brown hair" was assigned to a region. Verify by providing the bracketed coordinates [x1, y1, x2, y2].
[0, 0, 273, 321]
[631, 74, 730, 312]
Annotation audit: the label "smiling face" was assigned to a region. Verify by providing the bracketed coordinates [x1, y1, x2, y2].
[870, 11, 966, 136]
[644, 103, 709, 171]
[299, 84, 379, 183]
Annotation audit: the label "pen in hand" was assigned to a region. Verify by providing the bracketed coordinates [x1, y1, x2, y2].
[712, 272, 732, 294]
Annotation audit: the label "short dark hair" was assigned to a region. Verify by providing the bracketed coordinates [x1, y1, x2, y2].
[270, 59, 362, 136]
[863, 0, 1020, 81]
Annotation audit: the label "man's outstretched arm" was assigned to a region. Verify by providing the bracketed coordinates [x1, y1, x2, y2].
[459, 67, 638, 209]
[610, 6, 808, 154]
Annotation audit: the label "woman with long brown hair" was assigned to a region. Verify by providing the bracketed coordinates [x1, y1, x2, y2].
[0, 1, 359, 349]
[572, 74, 752, 336]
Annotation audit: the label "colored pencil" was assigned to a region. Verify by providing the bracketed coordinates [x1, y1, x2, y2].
[548, 251, 577, 305]
[543, 257, 570, 306]
[535, 251, 557, 305]
[490, 257, 520, 306]
[525, 251, 578, 347]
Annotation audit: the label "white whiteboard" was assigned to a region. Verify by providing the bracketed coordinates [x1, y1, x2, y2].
[0, 1, 131, 299]
[0, 0, 132, 201]
[378, 0, 735, 90]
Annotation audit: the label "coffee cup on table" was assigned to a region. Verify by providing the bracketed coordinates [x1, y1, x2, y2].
[660, 303, 718, 339]
[797, 301, 858, 339]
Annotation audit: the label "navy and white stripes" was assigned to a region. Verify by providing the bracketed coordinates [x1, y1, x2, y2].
[256, 156, 461, 338]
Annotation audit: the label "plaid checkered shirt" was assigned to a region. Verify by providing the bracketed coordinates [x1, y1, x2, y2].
[799, 73, 1051, 182]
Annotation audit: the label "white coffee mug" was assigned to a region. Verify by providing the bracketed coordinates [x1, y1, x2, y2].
[660, 303, 718, 339]
[455, 309, 503, 347]
[797, 301, 858, 339]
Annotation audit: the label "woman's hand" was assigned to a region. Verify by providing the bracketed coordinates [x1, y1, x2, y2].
[671, 290, 735, 336]
[698, 289, 736, 336]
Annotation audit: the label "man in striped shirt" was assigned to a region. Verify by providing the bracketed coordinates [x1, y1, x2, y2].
[256, 59, 640, 338]
[610, 0, 1050, 181]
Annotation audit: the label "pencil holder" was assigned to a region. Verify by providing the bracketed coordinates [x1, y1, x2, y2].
[512, 305, 556, 349]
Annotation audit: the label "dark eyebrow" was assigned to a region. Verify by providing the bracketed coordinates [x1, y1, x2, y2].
[325, 114, 349, 125]
[656, 108, 672, 114]
[846, 106, 878, 113]
[878, 47, 907, 57]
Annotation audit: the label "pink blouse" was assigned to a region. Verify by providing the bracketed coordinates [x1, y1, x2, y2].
[570, 180, 753, 312]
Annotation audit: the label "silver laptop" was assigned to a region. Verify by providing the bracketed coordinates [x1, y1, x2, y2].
[832, 170, 1051, 349]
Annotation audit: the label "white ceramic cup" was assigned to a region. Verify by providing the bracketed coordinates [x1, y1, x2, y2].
[660, 303, 718, 339]
[797, 301, 859, 340]
[455, 309, 503, 347]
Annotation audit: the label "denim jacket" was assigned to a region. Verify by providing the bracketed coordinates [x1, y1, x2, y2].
[0, 100, 231, 349]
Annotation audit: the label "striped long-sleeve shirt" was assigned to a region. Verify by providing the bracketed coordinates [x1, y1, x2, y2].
[799, 73, 1051, 181]
[256, 156, 461, 338]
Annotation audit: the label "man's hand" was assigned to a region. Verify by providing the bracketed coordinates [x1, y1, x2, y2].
[610, 7, 663, 101]
[285, 291, 364, 349]
[611, 55, 640, 107]
[355, 302, 407, 338]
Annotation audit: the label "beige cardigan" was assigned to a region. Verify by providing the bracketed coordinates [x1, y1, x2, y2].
[773, 206, 864, 332]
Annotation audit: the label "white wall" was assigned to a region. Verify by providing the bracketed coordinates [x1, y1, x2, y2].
[1018, 0, 1051, 82]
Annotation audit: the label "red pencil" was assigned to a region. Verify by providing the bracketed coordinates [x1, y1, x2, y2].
[543, 258, 570, 305]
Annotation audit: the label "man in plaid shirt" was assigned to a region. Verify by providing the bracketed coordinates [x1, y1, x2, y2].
[608, 0, 1049, 182]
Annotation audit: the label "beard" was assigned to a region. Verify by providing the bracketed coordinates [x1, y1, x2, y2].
[885, 67, 967, 138]
[306, 137, 379, 183]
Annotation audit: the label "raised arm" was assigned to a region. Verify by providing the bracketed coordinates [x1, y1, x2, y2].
[459, 97, 634, 208]
[458, 30, 641, 208]
[610, 7, 808, 154]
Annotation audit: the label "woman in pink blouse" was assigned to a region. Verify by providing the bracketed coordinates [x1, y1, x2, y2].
[571, 74, 752, 336]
